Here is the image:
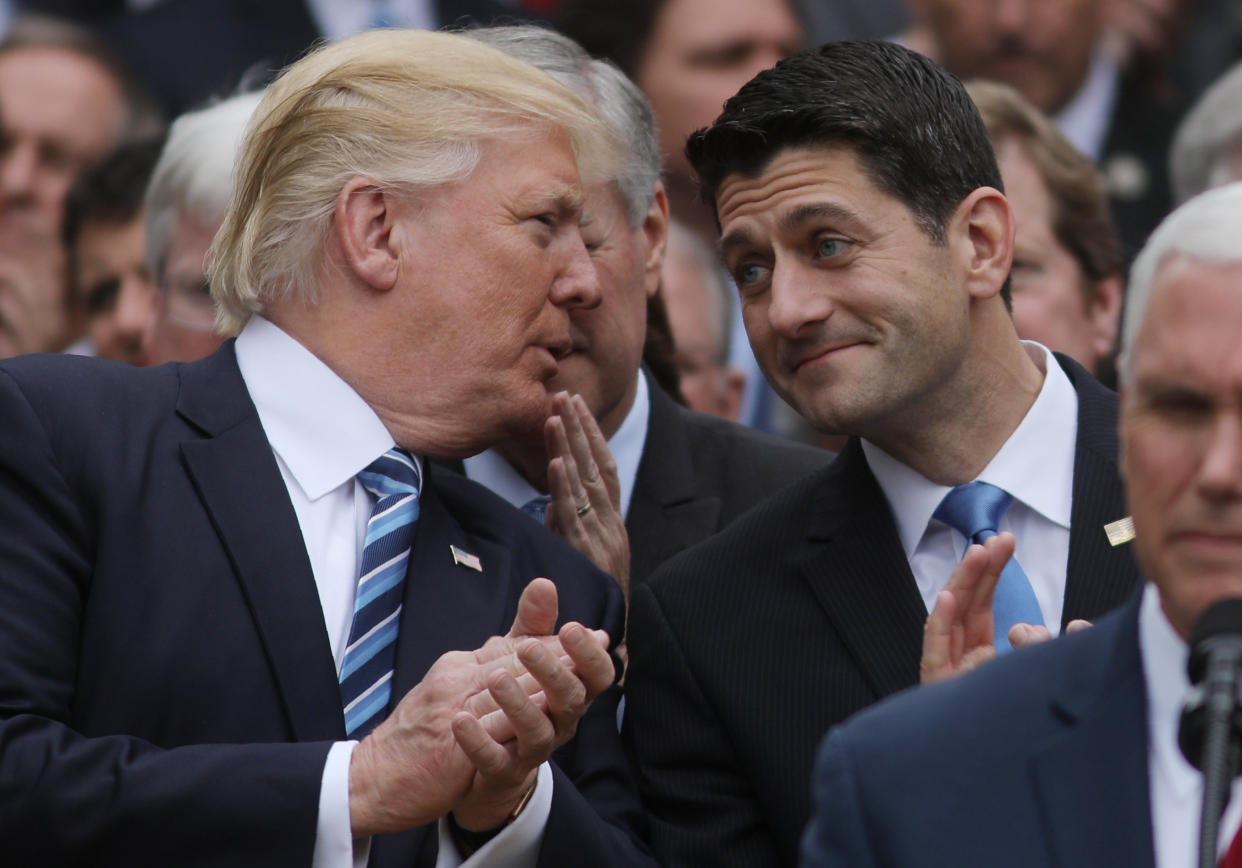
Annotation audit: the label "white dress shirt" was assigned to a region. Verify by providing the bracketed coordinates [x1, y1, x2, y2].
[235, 316, 552, 868]
[1054, 46, 1120, 163]
[1141, 584, 1242, 866]
[463, 371, 651, 519]
[862, 343, 1077, 632]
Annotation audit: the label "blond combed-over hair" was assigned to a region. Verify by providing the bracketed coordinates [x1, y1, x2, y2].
[209, 28, 623, 335]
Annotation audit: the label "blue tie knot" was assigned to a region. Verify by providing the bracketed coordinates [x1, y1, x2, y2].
[358, 448, 421, 500]
[934, 481, 1014, 543]
[521, 494, 552, 524]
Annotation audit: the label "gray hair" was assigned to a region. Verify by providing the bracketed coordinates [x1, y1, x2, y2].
[466, 24, 661, 227]
[1120, 181, 1242, 378]
[144, 91, 264, 287]
[1169, 61, 1242, 205]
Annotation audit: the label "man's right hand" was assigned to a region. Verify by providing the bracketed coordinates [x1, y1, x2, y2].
[920, 533, 1013, 684]
[346, 578, 613, 837]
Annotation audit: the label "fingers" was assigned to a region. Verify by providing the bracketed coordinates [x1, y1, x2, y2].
[571, 393, 621, 506]
[920, 589, 959, 684]
[1067, 619, 1093, 634]
[559, 622, 616, 698]
[507, 577, 558, 638]
[1008, 622, 1053, 649]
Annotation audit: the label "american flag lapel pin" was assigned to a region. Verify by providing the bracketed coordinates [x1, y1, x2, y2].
[450, 544, 483, 572]
[1103, 516, 1135, 547]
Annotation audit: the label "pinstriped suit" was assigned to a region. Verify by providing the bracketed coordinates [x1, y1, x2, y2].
[623, 354, 1142, 868]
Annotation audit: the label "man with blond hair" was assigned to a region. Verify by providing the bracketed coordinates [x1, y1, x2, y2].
[0, 29, 655, 868]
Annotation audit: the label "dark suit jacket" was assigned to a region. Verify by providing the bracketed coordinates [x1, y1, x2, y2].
[802, 593, 1153, 867]
[623, 355, 1143, 868]
[0, 345, 654, 867]
[627, 380, 830, 587]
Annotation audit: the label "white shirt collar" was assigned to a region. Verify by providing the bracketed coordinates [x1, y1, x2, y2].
[1054, 46, 1120, 162]
[463, 372, 650, 519]
[1140, 581, 1197, 801]
[862, 342, 1078, 558]
[234, 316, 399, 501]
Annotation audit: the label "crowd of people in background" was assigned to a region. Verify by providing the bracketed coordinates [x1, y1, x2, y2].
[1, 1, 1242, 866]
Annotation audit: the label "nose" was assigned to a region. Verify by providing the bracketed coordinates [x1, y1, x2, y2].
[766, 258, 833, 339]
[0, 139, 37, 202]
[549, 231, 602, 312]
[114, 275, 156, 352]
[1197, 411, 1242, 502]
[994, 0, 1032, 35]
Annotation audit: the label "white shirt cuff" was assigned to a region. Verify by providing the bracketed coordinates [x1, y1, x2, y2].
[313, 740, 370, 868]
[435, 762, 553, 868]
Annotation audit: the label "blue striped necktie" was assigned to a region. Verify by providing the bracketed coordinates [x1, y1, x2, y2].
[339, 448, 421, 738]
[934, 481, 1044, 652]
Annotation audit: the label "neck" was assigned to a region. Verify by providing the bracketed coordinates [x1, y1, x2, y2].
[869, 320, 1045, 485]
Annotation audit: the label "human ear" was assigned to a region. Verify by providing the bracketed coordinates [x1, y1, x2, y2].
[952, 186, 1014, 302]
[333, 175, 400, 292]
[642, 183, 671, 299]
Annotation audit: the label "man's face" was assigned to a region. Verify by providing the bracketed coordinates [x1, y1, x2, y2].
[0, 47, 123, 231]
[999, 138, 1117, 372]
[545, 182, 660, 438]
[637, 0, 802, 180]
[73, 214, 156, 365]
[143, 216, 222, 365]
[380, 130, 601, 456]
[0, 217, 67, 357]
[716, 146, 972, 438]
[661, 246, 743, 420]
[914, 0, 1103, 113]
[1122, 256, 1242, 641]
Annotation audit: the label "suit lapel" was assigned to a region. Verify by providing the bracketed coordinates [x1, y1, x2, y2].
[627, 380, 720, 584]
[1029, 598, 1154, 867]
[176, 344, 344, 741]
[799, 441, 928, 699]
[1060, 356, 1142, 624]
[390, 464, 515, 700]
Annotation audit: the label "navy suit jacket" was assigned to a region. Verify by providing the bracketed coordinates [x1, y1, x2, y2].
[803, 593, 1153, 867]
[626, 379, 830, 588]
[0, 345, 653, 867]
[624, 354, 1143, 867]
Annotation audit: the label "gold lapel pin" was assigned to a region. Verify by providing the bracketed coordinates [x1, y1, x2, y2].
[1103, 516, 1135, 547]
[450, 544, 483, 572]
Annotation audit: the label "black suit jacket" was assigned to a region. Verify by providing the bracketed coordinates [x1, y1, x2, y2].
[627, 381, 830, 587]
[0, 345, 653, 867]
[802, 593, 1152, 867]
[624, 355, 1143, 868]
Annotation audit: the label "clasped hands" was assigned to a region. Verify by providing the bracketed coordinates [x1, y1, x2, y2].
[920, 533, 1091, 684]
[348, 577, 616, 837]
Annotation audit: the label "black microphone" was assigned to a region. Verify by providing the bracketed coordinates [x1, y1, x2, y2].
[1178, 598, 1242, 868]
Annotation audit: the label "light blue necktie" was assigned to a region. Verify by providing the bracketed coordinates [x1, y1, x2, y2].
[521, 494, 552, 526]
[339, 448, 421, 738]
[934, 481, 1044, 652]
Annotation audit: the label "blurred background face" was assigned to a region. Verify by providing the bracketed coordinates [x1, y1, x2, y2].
[0, 46, 123, 232]
[548, 182, 662, 436]
[912, 0, 1104, 113]
[636, 0, 803, 181]
[998, 137, 1117, 371]
[72, 213, 156, 364]
[0, 217, 68, 357]
[143, 216, 221, 365]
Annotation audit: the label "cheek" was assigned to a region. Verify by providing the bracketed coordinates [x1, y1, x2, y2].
[1124, 424, 1201, 514]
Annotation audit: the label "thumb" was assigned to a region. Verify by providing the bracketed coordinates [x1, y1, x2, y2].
[508, 577, 559, 637]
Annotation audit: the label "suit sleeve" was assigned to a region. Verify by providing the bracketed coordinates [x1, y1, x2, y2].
[623, 580, 783, 867]
[0, 368, 331, 867]
[800, 728, 878, 868]
[539, 566, 658, 867]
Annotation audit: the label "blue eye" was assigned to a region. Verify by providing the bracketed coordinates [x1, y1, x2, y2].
[737, 263, 768, 286]
[816, 237, 848, 258]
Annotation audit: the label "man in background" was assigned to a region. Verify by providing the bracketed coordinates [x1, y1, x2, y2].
[463, 25, 827, 592]
[969, 80, 1123, 384]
